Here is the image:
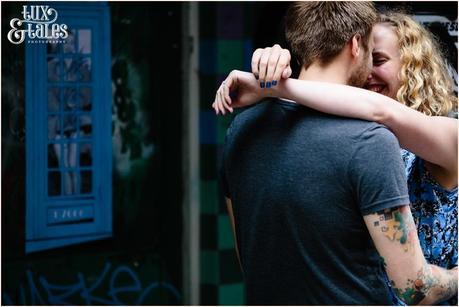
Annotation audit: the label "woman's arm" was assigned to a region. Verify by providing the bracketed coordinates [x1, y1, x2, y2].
[274, 78, 458, 184]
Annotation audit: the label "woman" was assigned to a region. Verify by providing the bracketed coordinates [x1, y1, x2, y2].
[213, 12, 457, 305]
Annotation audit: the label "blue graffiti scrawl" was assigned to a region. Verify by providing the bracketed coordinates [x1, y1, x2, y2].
[2, 262, 181, 305]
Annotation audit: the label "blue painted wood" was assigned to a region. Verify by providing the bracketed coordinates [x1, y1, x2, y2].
[26, 2, 112, 253]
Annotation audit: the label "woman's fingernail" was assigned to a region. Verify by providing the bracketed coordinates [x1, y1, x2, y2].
[260, 82, 265, 88]
[266, 81, 271, 88]
[272, 80, 277, 86]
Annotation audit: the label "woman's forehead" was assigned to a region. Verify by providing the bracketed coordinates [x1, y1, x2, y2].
[373, 24, 399, 51]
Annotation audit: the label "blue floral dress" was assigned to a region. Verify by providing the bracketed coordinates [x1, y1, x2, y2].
[397, 150, 458, 305]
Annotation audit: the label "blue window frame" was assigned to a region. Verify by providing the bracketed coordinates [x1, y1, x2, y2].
[26, 3, 112, 252]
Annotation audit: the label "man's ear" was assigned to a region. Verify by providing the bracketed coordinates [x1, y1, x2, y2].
[351, 34, 361, 58]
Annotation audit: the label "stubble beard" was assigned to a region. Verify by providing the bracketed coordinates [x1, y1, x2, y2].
[348, 53, 371, 88]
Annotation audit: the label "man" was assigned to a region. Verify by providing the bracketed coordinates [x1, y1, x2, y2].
[216, 2, 457, 305]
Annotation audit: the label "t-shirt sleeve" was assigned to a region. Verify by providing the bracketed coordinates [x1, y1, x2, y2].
[348, 124, 410, 216]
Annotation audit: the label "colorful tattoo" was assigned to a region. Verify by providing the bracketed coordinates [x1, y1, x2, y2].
[436, 268, 458, 301]
[392, 264, 437, 305]
[374, 207, 416, 252]
[392, 264, 457, 305]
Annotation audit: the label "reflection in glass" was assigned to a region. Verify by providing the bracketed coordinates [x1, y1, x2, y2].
[80, 87, 92, 110]
[48, 87, 60, 112]
[48, 116, 60, 140]
[78, 29, 91, 54]
[47, 40, 60, 54]
[63, 29, 76, 53]
[48, 144, 59, 168]
[64, 171, 78, 195]
[81, 171, 92, 194]
[80, 58, 92, 81]
[64, 58, 78, 82]
[79, 114, 92, 138]
[63, 87, 77, 111]
[63, 115, 77, 137]
[80, 143, 92, 166]
[48, 171, 61, 196]
[47, 57, 60, 82]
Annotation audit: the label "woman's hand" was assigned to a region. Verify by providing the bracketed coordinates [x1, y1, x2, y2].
[212, 70, 269, 115]
[212, 45, 292, 115]
[252, 44, 292, 88]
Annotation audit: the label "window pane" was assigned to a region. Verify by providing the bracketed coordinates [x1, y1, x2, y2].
[80, 57, 92, 82]
[63, 171, 78, 195]
[47, 57, 61, 82]
[64, 58, 78, 82]
[79, 114, 92, 138]
[78, 29, 91, 54]
[62, 142, 78, 168]
[81, 170, 92, 194]
[63, 29, 76, 53]
[63, 115, 77, 137]
[48, 87, 60, 112]
[79, 87, 92, 111]
[47, 41, 60, 54]
[48, 171, 61, 196]
[48, 116, 61, 140]
[80, 143, 92, 166]
[63, 87, 77, 111]
[48, 144, 60, 168]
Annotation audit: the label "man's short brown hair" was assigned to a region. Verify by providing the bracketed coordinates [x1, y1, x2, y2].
[285, 1, 377, 69]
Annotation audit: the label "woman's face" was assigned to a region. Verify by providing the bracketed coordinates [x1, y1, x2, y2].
[365, 23, 402, 99]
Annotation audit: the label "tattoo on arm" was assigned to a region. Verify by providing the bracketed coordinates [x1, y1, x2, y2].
[391, 264, 436, 305]
[391, 265, 458, 305]
[372, 206, 416, 253]
[435, 268, 458, 302]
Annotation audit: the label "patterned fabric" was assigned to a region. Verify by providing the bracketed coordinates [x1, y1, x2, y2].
[401, 149, 458, 305]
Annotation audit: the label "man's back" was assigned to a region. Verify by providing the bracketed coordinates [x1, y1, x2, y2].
[220, 99, 409, 305]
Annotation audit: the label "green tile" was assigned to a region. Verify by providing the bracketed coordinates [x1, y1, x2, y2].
[216, 40, 244, 74]
[218, 214, 235, 250]
[218, 283, 245, 305]
[201, 250, 219, 284]
[201, 180, 219, 214]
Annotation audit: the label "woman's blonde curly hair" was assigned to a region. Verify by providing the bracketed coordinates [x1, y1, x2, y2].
[380, 12, 457, 116]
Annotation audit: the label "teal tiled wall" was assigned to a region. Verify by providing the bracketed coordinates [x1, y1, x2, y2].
[198, 2, 254, 305]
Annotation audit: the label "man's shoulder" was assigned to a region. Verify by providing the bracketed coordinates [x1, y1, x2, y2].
[228, 98, 397, 144]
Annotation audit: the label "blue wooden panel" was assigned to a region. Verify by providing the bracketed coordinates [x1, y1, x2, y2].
[26, 2, 112, 252]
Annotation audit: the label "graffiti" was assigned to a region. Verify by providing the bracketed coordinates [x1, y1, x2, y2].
[2, 262, 181, 305]
[112, 57, 154, 176]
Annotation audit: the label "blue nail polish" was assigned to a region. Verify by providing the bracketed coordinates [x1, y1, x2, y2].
[260, 82, 265, 88]
[272, 80, 277, 86]
[266, 82, 271, 88]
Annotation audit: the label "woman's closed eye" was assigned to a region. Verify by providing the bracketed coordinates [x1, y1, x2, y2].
[373, 58, 387, 66]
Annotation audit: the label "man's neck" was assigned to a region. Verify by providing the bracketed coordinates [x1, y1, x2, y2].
[298, 61, 348, 85]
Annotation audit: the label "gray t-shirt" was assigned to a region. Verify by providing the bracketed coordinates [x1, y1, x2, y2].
[220, 99, 410, 305]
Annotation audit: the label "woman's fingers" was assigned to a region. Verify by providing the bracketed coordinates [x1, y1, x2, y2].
[218, 86, 226, 115]
[273, 49, 292, 82]
[282, 65, 292, 79]
[220, 83, 233, 113]
[258, 47, 271, 87]
[251, 48, 263, 80]
[222, 83, 233, 113]
[265, 44, 282, 87]
[252, 45, 291, 88]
